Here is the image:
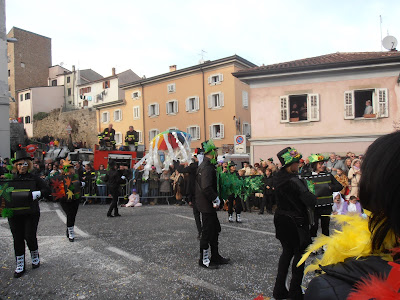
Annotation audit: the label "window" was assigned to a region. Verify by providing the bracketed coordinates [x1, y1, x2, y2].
[131, 91, 141, 99]
[67, 88, 71, 96]
[136, 130, 143, 143]
[103, 80, 110, 89]
[209, 123, 224, 139]
[67, 76, 70, 83]
[25, 116, 31, 124]
[344, 88, 388, 119]
[187, 126, 200, 140]
[166, 100, 178, 115]
[20, 94, 23, 101]
[167, 83, 176, 93]
[148, 103, 160, 117]
[79, 87, 91, 94]
[280, 94, 320, 123]
[242, 91, 249, 109]
[21, 62, 25, 68]
[115, 133, 122, 145]
[185, 96, 200, 112]
[242, 122, 251, 137]
[8, 70, 10, 77]
[51, 80, 57, 86]
[208, 73, 224, 86]
[101, 112, 110, 123]
[208, 92, 224, 109]
[149, 129, 160, 141]
[133, 106, 140, 119]
[114, 109, 122, 121]
[25, 93, 30, 100]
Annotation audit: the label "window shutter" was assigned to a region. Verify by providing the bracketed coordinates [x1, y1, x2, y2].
[344, 91, 355, 119]
[131, 92, 135, 99]
[156, 103, 160, 116]
[308, 94, 320, 121]
[242, 91, 249, 108]
[138, 131, 142, 143]
[196, 126, 200, 140]
[174, 100, 178, 113]
[195, 97, 200, 111]
[208, 95, 212, 108]
[209, 125, 213, 139]
[220, 92, 224, 107]
[249, 124, 251, 137]
[138, 91, 141, 97]
[280, 96, 289, 123]
[166, 102, 170, 114]
[185, 98, 189, 112]
[220, 124, 224, 139]
[376, 88, 388, 118]
[148, 104, 151, 116]
[208, 76, 212, 84]
[219, 74, 224, 82]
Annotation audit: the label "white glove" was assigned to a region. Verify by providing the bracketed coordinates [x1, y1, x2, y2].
[212, 196, 220, 208]
[121, 176, 126, 180]
[32, 191, 41, 200]
[81, 182, 86, 187]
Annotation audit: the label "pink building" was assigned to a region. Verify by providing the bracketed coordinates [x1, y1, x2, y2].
[233, 52, 400, 163]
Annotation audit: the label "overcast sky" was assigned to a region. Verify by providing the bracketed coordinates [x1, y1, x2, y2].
[6, 0, 400, 78]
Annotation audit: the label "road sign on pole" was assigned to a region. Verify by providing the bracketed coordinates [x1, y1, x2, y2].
[66, 124, 72, 134]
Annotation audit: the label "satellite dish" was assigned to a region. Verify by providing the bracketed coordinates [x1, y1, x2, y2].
[382, 35, 398, 50]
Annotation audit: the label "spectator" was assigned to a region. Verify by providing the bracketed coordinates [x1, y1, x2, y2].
[259, 168, 274, 215]
[342, 195, 363, 216]
[149, 166, 159, 205]
[334, 168, 349, 197]
[347, 159, 361, 200]
[363, 100, 373, 116]
[344, 157, 352, 175]
[242, 162, 251, 176]
[326, 152, 346, 176]
[83, 164, 96, 197]
[121, 188, 142, 207]
[74, 162, 84, 181]
[290, 103, 299, 119]
[170, 169, 184, 205]
[96, 164, 107, 204]
[331, 192, 345, 215]
[159, 169, 172, 203]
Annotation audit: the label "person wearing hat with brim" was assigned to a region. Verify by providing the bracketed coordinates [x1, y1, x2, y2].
[305, 154, 342, 248]
[51, 158, 83, 242]
[3, 150, 50, 278]
[195, 140, 230, 269]
[272, 147, 317, 299]
[226, 161, 243, 223]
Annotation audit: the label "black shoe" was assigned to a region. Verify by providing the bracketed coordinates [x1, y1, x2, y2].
[14, 269, 25, 278]
[69, 237, 74, 242]
[211, 255, 230, 265]
[32, 262, 40, 269]
[258, 212, 264, 215]
[198, 260, 219, 269]
[107, 214, 114, 217]
[66, 229, 69, 238]
[114, 214, 121, 217]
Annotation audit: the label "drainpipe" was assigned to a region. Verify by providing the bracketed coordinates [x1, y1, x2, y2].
[140, 82, 145, 147]
[201, 67, 206, 142]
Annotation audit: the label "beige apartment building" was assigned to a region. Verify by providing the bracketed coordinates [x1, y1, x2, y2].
[7, 27, 52, 118]
[97, 55, 257, 150]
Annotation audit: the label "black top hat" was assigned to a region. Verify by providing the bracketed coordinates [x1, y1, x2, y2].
[14, 150, 33, 163]
[228, 161, 236, 167]
[108, 160, 117, 168]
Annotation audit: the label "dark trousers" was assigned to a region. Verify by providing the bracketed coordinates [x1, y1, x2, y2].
[228, 196, 242, 215]
[192, 199, 202, 234]
[273, 241, 306, 300]
[310, 206, 331, 237]
[60, 201, 79, 227]
[107, 188, 119, 216]
[8, 213, 40, 256]
[200, 212, 220, 251]
[260, 194, 274, 213]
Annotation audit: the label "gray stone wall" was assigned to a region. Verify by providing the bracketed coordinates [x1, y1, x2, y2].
[33, 109, 98, 148]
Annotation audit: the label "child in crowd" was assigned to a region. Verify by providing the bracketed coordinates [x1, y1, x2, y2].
[331, 192, 345, 215]
[334, 168, 349, 198]
[342, 196, 363, 216]
[121, 188, 142, 207]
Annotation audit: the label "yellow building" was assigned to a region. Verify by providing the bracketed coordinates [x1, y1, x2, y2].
[97, 55, 256, 150]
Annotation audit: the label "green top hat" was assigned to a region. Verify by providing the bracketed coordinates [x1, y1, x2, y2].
[277, 147, 302, 168]
[308, 153, 328, 164]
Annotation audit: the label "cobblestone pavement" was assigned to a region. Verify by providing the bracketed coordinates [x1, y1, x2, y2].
[0, 202, 317, 300]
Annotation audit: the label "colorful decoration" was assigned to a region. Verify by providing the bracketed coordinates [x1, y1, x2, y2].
[134, 130, 192, 180]
[308, 153, 327, 163]
[50, 174, 80, 201]
[22, 144, 38, 157]
[280, 148, 302, 166]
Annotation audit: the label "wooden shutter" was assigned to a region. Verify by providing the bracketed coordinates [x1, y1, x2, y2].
[185, 98, 189, 111]
[156, 103, 160, 116]
[195, 97, 200, 111]
[242, 91, 249, 108]
[376, 88, 388, 118]
[220, 124, 224, 139]
[307, 94, 320, 121]
[220, 92, 224, 107]
[208, 95, 212, 108]
[166, 102, 170, 114]
[174, 100, 178, 113]
[280, 96, 289, 123]
[209, 125, 213, 139]
[344, 91, 355, 119]
[208, 76, 212, 84]
[219, 74, 224, 82]
[148, 104, 151, 116]
[196, 126, 200, 140]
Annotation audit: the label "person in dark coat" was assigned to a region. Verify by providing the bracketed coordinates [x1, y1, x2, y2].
[104, 160, 125, 217]
[195, 140, 229, 269]
[259, 167, 274, 214]
[304, 131, 400, 299]
[2, 150, 50, 278]
[176, 150, 202, 239]
[272, 147, 317, 299]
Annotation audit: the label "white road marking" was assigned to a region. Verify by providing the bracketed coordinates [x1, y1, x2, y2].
[170, 213, 275, 236]
[55, 209, 90, 237]
[106, 246, 143, 262]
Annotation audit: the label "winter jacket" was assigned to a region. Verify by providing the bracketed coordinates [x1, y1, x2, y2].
[177, 161, 198, 196]
[195, 156, 218, 213]
[263, 174, 274, 195]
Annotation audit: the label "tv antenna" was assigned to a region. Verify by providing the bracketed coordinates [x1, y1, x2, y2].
[199, 50, 207, 64]
[382, 35, 398, 51]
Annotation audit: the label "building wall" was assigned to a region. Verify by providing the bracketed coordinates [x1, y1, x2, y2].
[78, 77, 119, 108]
[7, 27, 52, 118]
[249, 71, 400, 162]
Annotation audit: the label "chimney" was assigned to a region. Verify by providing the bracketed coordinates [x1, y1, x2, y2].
[169, 65, 177, 72]
[72, 65, 75, 72]
[112, 67, 116, 76]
